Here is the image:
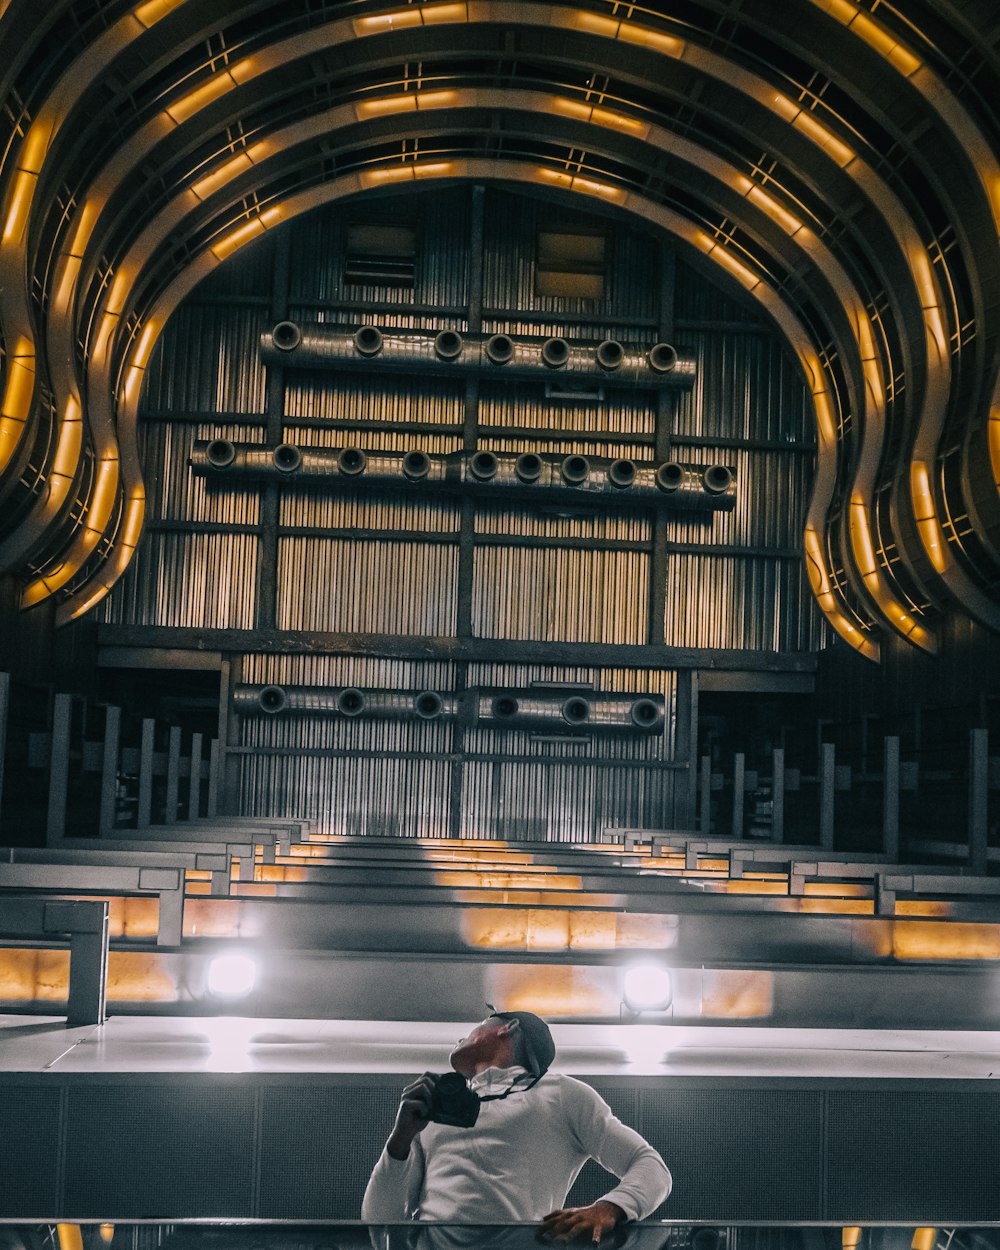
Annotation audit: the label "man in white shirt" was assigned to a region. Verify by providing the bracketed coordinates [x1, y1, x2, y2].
[362, 1009, 672, 1241]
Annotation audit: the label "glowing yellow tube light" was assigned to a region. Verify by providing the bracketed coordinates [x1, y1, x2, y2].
[191, 145, 269, 201]
[55, 489, 144, 620]
[359, 161, 454, 189]
[208, 205, 284, 262]
[549, 96, 650, 138]
[353, 3, 467, 35]
[698, 234, 761, 290]
[99, 1226, 115, 1245]
[804, 527, 880, 660]
[0, 338, 36, 473]
[911, 1232, 936, 1250]
[811, 0, 922, 76]
[355, 89, 459, 120]
[462, 907, 674, 951]
[849, 496, 932, 647]
[58, 1227, 84, 1250]
[3, 169, 36, 243]
[773, 94, 856, 167]
[892, 921, 1000, 960]
[535, 167, 627, 203]
[910, 460, 949, 573]
[122, 321, 159, 406]
[732, 176, 805, 236]
[567, 10, 684, 58]
[989, 403, 1000, 491]
[133, 0, 186, 26]
[164, 60, 255, 124]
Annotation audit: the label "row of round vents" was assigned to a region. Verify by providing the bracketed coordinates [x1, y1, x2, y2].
[255, 685, 663, 730]
[204, 440, 734, 495]
[272, 321, 682, 374]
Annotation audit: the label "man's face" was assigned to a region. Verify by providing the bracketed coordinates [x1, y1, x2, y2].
[448, 1018, 508, 1075]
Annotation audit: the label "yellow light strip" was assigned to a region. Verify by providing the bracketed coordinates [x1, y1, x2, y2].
[209, 205, 284, 261]
[164, 59, 255, 124]
[358, 160, 456, 189]
[189, 140, 271, 201]
[739, 180, 805, 236]
[566, 10, 684, 58]
[549, 96, 650, 138]
[773, 94, 856, 167]
[534, 166, 627, 203]
[810, 0, 922, 76]
[989, 398, 1000, 493]
[910, 460, 949, 574]
[355, 89, 459, 120]
[352, 3, 467, 35]
[0, 337, 35, 474]
[848, 493, 934, 650]
[123, 320, 159, 405]
[695, 230, 761, 290]
[133, 0, 186, 26]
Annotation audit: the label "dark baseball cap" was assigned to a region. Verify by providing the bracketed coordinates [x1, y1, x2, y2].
[487, 1006, 556, 1077]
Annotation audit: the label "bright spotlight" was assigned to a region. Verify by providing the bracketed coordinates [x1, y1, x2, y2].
[622, 961, 673, 1013]
[207, 953, 257, 1000]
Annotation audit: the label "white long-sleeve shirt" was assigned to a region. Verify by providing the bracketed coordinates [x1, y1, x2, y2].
[362, 1067, 672, 1223]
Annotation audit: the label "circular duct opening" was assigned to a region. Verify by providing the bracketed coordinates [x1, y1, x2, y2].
[541, 337, 570, 368]
[515, 452, 543, 483]
[608, 458, 637, 488]
[596, 339, 625, 371]
[470, 450, 499, 481]
[414, 691, 444, 720]
[630, 698, 660, 728]
[560, 455, 590, 486]
[271, 321, 301, 351]
[486, 333, 514, 364]
[402, 449, 431, 480]
[562, 697, 591, 725]
[354, 325, 383, 356]
[655, 462, 684, 493]
[272, 443, 302, 473]
[434, 329, 463, 360]
[337, 687, 366, 717]
[338, 447, 367, 476]
[648, 342, 678, 374]
[205, 438, 236, 469]
[258, 685, 287, 714]
[703, 464, 733, 494]
[492, 695, 519, 718]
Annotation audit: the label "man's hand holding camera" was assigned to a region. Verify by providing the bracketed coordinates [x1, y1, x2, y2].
[387, 1072, 436, 1160]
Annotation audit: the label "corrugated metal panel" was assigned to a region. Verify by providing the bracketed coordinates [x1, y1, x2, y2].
[240, 655, 456, 689]
[665, 447, 812, 548]
[673, 330, 811, 443]
[283, 371, 463, 426]
[138, 421, 264, 524]
[279, 488, 459, 533]
[473, 502, 648, 543]
[472, 546, 648, 643]
[276, 537, 458, 633]
[143, 304, 268, 415]
[103, 531, 257, 628]
[663, 553, 822, 650]
[240, 752, 453, 837]
[460, 760, 673, 841]
[477, 382, 654, 438]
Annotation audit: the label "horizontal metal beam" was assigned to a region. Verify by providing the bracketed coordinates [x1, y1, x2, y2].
[97, 626, 817, 672]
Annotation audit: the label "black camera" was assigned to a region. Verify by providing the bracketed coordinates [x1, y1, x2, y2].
[427, 1071, 481, 1127]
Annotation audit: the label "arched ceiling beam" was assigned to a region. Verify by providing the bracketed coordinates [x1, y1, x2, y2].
[2, 0, 998, 650]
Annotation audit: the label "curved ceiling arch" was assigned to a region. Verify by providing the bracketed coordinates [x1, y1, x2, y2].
[1, 0, 997, 658]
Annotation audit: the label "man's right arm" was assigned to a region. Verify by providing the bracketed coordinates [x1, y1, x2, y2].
[361, 1073, 435, 1221]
